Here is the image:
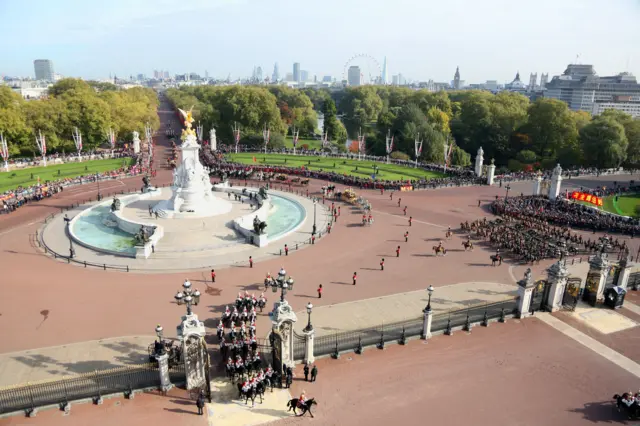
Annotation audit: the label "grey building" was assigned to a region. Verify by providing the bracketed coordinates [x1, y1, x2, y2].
[348, 66, 361, 86]
[300, 70, 309, 82]
[34, 59, 54, 81]
[272, 63, 280, 82]
[293, 63, 301, 82]
[544, 64, 640, 112]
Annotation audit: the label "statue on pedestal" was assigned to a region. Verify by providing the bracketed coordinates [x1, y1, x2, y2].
[259, 186, 268, 199]
[110, 196, 121, 212]
[253, 215, 267, 235]
[133, 225, 151, 246]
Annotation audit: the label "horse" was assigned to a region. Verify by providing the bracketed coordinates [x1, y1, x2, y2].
[237, 384, 258, 406]
[490, 254, 503, 266]
[445, 230, 453, 240]
[462, 241, 474, 251]
[287, 398, 318, 418]
[432, 246, 447, 256]
[613, 394, 640, 419]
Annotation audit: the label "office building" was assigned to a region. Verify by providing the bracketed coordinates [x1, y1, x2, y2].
[382, 57, 389, 85]
[322, 75, 332, 82]
[34, 59, 55, 81]
[293, 63, 301, 82]
[592, 95, 640, 118]
[544, 64, 640, 113]
[348, 66, 361, 86]
[285, 72, 294, 82]
[300, 70, 309, 82]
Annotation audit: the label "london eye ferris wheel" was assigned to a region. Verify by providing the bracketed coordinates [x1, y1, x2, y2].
[342, 54, 382, 85]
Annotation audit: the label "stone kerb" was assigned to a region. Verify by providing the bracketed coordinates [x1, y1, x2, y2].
[68, 190, 164, 259]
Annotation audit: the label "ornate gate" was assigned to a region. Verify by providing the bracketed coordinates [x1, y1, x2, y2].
[530, 280, 550, 312]
[292, 331, 306, 361]
[629, 271, 640, 291]
[268, 332, 283, 375]
[184, 335, 206, 390]
[562, 277, 582, 311]
[606, 264, 620, 288]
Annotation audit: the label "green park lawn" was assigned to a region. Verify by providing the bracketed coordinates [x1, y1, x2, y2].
[282, 137, 324, 150]
[0, 158, 135, 193]
[605, 193, 640, 218]
[227, 153, 445, 181]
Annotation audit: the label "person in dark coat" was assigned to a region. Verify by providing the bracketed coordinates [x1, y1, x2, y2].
[196, 391, 205, 415]
[311, 365, 318, 382]
[303, 364, 310, 381]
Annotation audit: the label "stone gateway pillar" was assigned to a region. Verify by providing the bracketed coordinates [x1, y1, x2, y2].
[271, 300, 298, 372]
[533, 173, 543, 196]
[584, 251, 609, 306]
[177, 313, 207, 390]
[486, 159, 496, 186]
[303, 328, 315, 365]
[548, 164, 563, 201]
[516, 268, 535, 318]
[475, 147, 484, 177]
[546, 260, 570, 312]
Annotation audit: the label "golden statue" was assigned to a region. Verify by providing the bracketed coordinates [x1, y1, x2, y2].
[178, 106, 197, 140]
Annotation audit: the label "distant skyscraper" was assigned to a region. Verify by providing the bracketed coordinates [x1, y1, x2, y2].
[300, 70, 309, 82]
[34, 59, 54, 81]
[272, 63, 280, 82]
[293, 63, 301, 82]
[163, 71, 169, 79]
[453, 66, 461, 90]
[348, 66, 361, 86]
[528, 73, 538, 92]
[540, 73, 549, 89]
[322, 76, 332, 82]
[204, 70, 209, 79]
[285, 72, 294, 81]
[256, 66, 263, 82]
[153, 70, 159, 79]
[382, 57, 389, 85]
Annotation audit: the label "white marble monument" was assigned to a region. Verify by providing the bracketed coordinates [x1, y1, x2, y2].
[209, 128, 217, 152]
[486, 159, 496, 185]
[153, 109, 231, 218]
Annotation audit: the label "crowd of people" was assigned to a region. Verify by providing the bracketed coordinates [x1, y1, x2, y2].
[5, 149, 134, 170]
[491, 196, 640, 237]
[1, 157, 144, 215]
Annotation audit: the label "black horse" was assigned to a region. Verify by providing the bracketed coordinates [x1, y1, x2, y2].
[613, 394, 640, 419]
[237, 384, 260, 406]
[490, 254, 503, 266]
[287, 398, 318, 417]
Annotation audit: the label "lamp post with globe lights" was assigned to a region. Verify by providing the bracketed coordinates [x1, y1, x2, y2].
[304, 303, 313, 332]
[271, 267, 294, 303]
[421, 285, 434, 340]
[174, 279, 201, 316]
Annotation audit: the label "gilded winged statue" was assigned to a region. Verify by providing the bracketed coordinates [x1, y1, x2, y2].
[178, 107, 197, 140]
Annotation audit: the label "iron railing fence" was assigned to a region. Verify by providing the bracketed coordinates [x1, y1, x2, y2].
[313, 297, 519, 358]
[0, 362, 185, 416]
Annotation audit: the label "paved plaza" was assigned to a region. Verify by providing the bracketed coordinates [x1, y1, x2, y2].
[2, 102, 640, 425]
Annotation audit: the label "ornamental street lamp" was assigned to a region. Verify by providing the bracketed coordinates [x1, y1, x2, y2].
[504, 184, 511, 201]
[424, 285, 434, 313]
[155, 324, 164, 341]
[96, 172, 102, 201]
[174, 279, 201, 316]
[271, 267, 294, 302]
[304, 302, 313, 332]
[312, 199, 317, 236]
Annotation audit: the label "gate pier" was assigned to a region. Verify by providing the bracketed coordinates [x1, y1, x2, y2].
[546, 261, 570, 312]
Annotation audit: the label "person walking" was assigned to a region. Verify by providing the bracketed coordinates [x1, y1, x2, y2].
[154, 211, 159, 219]
[211, 269, 216, 283]
[397, 198, 401, 207]
[196, 391, 205, 415]
[352, 272, 357, 285]
[404, 231, 409, 242]
[311, 365, 318, 382]
[390, 192, 393, 200]
[317, 284, 323, 298]
[338, 206, 341, 216]
[396, 246, 400, 257]
[403, 206, 407, 216]
[478, 199, 481, 207]
[311, 235, 315, 245]
[380, 258, 385, 271]
[303, 364, 310, 381]
[249, 256, 253, 268]
[285, 244, 289, 256]
[327, 223, 331, 234]
[409, 216, 412, 227]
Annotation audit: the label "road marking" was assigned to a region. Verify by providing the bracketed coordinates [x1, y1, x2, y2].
[508, 265, 517, 283]
[537, 313, 640, 378]
[623, 300, 640, 316]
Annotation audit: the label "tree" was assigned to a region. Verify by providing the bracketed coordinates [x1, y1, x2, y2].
[580, 116, 628, 168]
[268, 87, 317, 135]
[450, 146, 471, 167]
[321, 98, 346, 144]
[599, 110, 640, 167]
[339, 86, 383, 134]
[522, 98, 578, 162]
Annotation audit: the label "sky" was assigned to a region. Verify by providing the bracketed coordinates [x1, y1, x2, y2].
[1, 0, 639, 83]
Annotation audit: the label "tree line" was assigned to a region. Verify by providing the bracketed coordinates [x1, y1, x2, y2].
[0, 79, 159, 157]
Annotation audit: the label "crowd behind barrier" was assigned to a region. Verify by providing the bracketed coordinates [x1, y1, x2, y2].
[1, 154, 146, 215]
[4, 149, 135, 170]
[490, 195, 640, 236]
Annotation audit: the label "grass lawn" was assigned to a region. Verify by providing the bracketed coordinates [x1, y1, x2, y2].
[282, 137, 324, 150]
[0, 158, 135, 193]
[227, 153, 445, 181]
[577, 193, 640, 218]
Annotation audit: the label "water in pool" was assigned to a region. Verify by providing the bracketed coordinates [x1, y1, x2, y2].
[71, 205, 137, 255]
[266, 195, 305, 240]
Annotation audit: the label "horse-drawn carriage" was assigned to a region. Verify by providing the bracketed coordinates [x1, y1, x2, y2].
[275, 174, 287, 181]
[341, 188, 357, 204]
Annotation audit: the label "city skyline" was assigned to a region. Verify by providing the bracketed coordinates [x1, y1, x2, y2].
[1, 0, 639, 83]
